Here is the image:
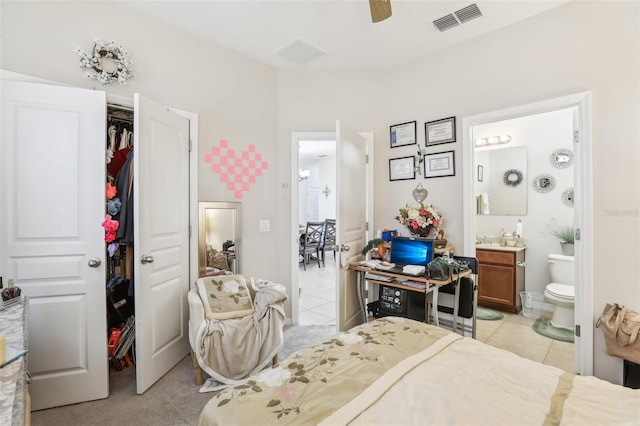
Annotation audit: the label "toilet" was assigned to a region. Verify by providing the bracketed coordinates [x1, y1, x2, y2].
[544, 254, 575, 330]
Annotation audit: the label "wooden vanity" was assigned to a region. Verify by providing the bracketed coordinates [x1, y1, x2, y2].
[476, 245, 526, 313]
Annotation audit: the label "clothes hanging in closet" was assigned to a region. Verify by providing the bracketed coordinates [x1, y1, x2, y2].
[115, 150, 134, 244]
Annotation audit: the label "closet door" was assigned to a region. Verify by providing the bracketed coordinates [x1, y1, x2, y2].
[133, 94, 190, 394]
[1, 81, 108, 409]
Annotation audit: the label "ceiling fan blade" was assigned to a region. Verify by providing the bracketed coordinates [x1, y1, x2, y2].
[369, 0, 392, 23]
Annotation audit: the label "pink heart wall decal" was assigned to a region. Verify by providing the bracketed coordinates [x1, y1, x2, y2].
[204, 139, 269, 199]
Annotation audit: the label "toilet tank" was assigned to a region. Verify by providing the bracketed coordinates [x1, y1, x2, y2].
[548, 254, 575, 284]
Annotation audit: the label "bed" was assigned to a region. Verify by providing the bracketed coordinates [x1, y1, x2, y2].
[198, 317, 640, 425]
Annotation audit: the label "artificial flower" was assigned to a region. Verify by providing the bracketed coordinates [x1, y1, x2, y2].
[102, 214, 119, 242]
[106, 182, 117, 200]
[395, 202, 443, 238]
[107, 243, 119, 257]
[107, 197, 122, 216]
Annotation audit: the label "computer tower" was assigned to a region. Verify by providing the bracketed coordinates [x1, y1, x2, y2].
[378, 285, 426, 321]
[378, 285, 408, 317]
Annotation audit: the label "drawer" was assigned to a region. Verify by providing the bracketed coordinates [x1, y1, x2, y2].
[476, 249, 515, 266]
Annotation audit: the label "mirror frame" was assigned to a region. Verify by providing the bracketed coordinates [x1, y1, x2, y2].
[198, 201, 241, 277]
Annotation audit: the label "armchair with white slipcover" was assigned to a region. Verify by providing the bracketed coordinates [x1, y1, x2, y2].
[188, 274, 287, 389]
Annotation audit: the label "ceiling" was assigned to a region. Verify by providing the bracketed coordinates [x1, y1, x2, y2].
[119, 0, 569, 71]
[298, 139, 336, 164]
[118, 1, 569, 162]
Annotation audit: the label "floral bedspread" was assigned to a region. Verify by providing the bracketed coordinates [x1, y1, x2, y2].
[198, 317, 451, 425]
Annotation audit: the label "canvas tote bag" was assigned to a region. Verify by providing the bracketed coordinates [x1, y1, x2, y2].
[596, 303, 640, 364]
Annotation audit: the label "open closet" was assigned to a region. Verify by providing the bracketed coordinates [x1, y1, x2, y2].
[105, 105, 136, 371]
[1, 79, 195, 411]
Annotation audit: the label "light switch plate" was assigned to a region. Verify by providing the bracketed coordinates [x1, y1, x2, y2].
[259, 219, 270, 232]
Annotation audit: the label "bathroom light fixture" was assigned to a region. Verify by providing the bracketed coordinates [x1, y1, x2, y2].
[475, 134, 511, 147]
[298, 169, 310, 181]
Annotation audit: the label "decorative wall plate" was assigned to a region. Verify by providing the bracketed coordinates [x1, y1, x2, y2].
[503, 169, 523, 187]
[550, 148, 573, 169]
[532, 173, 555, 193]
[561, 187, 574, 207]
[412, 183, 428, 203]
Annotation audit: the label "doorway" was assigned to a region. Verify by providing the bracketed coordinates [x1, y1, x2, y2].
[296, 137, 338, 326]
[462, 92, 593, 375]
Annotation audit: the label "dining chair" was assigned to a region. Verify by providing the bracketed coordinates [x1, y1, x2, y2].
[320, 219, 336, 267]
[299, 221, 324, 270]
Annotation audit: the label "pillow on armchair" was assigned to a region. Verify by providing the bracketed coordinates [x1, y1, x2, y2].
[196, 275, 254, 320]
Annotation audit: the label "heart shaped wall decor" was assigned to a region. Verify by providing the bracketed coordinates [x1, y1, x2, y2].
[204, 139, 269, 199]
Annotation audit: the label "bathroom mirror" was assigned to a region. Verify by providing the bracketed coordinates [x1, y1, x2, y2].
[475, 146, 527, 215]
[198, 201, 241, 277]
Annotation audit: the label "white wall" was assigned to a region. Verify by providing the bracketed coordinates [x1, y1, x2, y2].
[317, 155, 337, 221]
[278, 1, 639, 382]
[298, 154, 336, 224]
[0, 1, 282, 284]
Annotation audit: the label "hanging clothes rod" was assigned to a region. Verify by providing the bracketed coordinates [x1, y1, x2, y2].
[108, 115, 134, 125]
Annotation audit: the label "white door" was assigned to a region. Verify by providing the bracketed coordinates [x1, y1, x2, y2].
[0, 81, 108, 409]
[134, 94, 191, 393]
[336, 121, 368, 331]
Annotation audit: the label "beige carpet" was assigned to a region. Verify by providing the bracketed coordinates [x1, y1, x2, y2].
[31, 324, 337, 426]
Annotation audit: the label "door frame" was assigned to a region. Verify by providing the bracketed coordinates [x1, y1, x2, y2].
[461, 92, 593, 375]
[290, 131, 374, 326]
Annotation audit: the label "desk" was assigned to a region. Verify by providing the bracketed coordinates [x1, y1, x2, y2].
[349, 264, 471, 333]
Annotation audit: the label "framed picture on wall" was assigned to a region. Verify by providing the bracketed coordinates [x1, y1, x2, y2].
[424, 150, 455, 178]
[425, 116, 456, 146]
[389, 156, 416, 181]
[390, 121, 417, 148]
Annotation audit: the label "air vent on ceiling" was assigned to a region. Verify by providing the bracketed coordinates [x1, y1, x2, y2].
[275, 39, 326, 66]
[432, 3, 483, 32]
[432, 14, 459, 32]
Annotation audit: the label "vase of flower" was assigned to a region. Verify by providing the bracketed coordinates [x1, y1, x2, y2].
[395, 203, 443, 239]
[407, 225, 438, 239]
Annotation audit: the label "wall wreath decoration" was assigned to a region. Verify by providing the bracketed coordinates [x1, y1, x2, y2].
[503, 169, 523, 187]
[75, 38, 134, 85]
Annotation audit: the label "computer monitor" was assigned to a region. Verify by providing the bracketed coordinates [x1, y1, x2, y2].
[390, 236, 434, 266]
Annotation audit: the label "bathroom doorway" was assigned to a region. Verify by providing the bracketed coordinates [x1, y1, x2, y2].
[462, 92, 593, 376]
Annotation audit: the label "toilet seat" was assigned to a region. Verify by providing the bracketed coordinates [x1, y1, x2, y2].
[545, 283, 574, 301]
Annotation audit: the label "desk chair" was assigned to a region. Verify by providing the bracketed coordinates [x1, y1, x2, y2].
[299, 221, 324, 270]
[431, 256, 479, 338]
[320, 219, 336, 267]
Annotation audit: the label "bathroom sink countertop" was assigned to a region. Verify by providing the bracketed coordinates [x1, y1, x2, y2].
[475, 243, 526, 252]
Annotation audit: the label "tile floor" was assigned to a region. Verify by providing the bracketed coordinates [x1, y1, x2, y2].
[297, 256, 574, 374]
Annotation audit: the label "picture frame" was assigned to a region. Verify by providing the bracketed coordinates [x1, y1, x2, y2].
[425, 116, 456, 146]
[389, 156, 416, 181]
[390, 121, 417, 148]
[424, 150, 455, 178]
[477, 165, 484, 182]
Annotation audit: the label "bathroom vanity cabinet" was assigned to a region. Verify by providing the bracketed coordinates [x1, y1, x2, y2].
[476, 247, 526, 313]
